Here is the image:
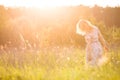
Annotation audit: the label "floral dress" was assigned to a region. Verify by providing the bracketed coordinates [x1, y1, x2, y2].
[85, 27, 105, 65]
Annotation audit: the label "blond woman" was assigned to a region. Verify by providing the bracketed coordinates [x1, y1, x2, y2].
[76, 19, 109, 66]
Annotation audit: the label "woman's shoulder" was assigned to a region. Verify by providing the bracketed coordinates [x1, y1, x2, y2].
[92, 25, 98, 29]
[91, 26, 100, 35]
[93, 26, 100, 32]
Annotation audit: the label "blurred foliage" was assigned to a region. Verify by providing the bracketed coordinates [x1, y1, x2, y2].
[0, 47, 120, 80]
[0, 5, 120, 48]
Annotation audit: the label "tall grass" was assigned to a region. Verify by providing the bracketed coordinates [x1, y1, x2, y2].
[0, 47, 120, 80]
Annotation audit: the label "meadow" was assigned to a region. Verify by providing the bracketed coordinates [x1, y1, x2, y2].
[0, 5, 120, 80]
[0, 46, 120, 80]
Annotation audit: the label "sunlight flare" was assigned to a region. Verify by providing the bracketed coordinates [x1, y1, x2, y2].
[0, 0, 119, 8]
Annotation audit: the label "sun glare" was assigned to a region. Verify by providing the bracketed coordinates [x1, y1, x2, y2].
[0, 0, 79, 9]
[23, 0, 66, 8]
[0, 0, 119, 8]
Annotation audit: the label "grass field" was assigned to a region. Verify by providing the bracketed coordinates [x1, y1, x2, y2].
[0, 47, 120, 80]
[0, 4, 120, 80]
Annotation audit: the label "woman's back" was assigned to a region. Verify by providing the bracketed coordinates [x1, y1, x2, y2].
[85, 27, 99, 44]
[85, 27, 103, 65]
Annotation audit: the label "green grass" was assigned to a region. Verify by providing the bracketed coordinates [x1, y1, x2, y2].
[0, 47, 120, 80]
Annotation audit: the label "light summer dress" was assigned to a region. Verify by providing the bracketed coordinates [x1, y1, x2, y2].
[85, 27, 104, 65]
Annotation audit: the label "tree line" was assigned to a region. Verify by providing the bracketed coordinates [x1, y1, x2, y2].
[0, 5, 120, 48]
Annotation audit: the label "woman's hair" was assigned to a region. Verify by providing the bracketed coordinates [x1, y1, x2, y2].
[76, 19, 96, 35]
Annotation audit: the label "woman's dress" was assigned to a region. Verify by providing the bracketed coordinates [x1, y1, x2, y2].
[85, 27, 104, 65]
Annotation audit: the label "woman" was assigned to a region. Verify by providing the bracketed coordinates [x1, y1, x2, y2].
[76, 19, 109, 66]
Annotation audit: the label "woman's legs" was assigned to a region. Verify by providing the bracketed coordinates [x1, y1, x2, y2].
[86, 47, 102, 66]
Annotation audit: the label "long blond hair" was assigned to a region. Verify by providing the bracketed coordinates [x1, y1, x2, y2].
[76, 19, 96, 35]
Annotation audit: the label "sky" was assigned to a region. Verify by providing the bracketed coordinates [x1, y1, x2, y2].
[0, 0, 120, 8]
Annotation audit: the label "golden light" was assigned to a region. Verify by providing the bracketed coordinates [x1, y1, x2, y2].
[0, 0, 119, 8]
[0, 0, 79, 8]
